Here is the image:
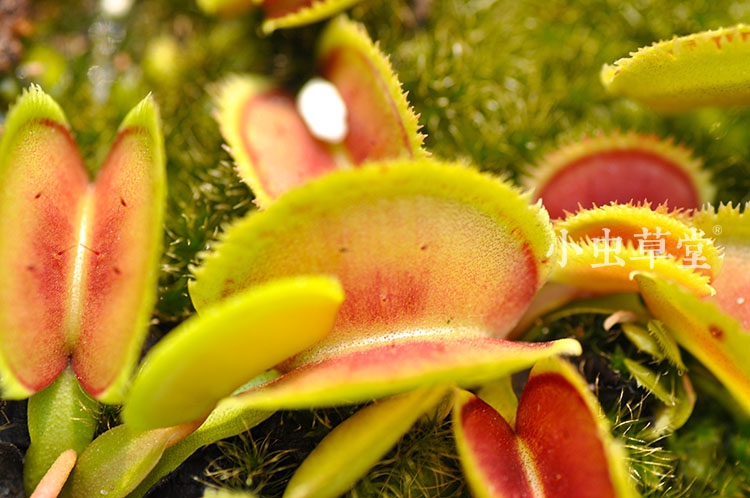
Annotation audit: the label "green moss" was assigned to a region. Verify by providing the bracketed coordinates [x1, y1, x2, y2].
[207, 405, 467, 498]
[666, 408, 750, 497]
[609, 396, 681, 496]
[347, 404, 467, 498]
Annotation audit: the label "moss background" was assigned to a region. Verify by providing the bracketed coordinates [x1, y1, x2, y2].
[1, 0, 749, 496]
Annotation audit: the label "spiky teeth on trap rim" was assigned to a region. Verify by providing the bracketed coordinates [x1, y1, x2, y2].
[601, 24, 750, 111]
[523, 131, 714, 219]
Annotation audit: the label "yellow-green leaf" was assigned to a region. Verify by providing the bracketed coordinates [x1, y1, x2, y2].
[551, 203, 721, 296]
[24, 368, 97, 494]
[635, 272, 750, 416]
[284, 388, 447, 498]
[128, 372, 278, 498]
[124, 276, 344, 430]
[602, 24, 750, 111]
[224, 337, 581, 410]
[61, 423, 195, 498]
[191, 160, 555, 351]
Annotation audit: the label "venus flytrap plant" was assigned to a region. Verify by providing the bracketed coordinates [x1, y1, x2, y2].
[506, 24, 750, 488]
[511, 129, 750, 496]
[522, 131, 715, 219]
[597, 24, 750, 418]
[0, 85, 346, 498]
[191, 160, 588, 496]
[215, 15, 424, 207]
[0, 85, 164, 403]
[453, 357, 637, 498]
[63, 275, 344, 498]
[548, 203, 721, 297]
[0, 84, 165, 493]
[164, 15, 652, 494]
[120, 157, 588, 497]
[511, 113, 746, 464]
[516, 132, 738, 437]
[130, 160, 581, 423]
[601, 24, 750, 112]
[515, 130, 718, 340]
[631, 203, 750, 418]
